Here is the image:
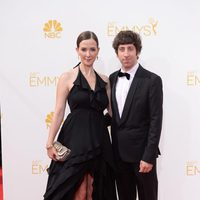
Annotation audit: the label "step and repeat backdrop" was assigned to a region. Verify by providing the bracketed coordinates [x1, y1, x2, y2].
[0, 0, 200, 199]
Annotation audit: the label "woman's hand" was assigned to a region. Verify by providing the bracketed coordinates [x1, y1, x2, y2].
[47, 147, 57, 161]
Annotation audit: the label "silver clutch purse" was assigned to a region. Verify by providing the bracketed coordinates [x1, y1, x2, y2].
[53, 141, 71, 162]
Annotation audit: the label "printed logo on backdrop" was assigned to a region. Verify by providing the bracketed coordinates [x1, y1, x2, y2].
[32, 160, 48, 174]
[43, 20, 63, 39]
[107, 18, 158, 37]
[45, 112, 64, 129]
[29, 72, 59, 87]
[186, 161, 200, 176]
[45, 112, 54, 129]
[187, 71, 200, 86]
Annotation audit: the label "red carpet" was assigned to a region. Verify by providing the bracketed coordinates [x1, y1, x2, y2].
[0, 168, 3, 200]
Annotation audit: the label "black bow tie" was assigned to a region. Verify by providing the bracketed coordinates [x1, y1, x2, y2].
[118, 71, 130, 80]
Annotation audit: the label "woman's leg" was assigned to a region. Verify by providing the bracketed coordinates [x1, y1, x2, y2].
[74, 173, 94, 200]
[86, 173, 93, 200]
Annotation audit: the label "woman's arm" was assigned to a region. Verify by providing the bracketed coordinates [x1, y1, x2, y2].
[46, 72, 70, 160]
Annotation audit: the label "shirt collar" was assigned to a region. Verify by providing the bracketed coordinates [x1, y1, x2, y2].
[121, 63, 139, 78]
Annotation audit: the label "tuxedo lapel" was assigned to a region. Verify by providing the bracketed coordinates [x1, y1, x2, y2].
[119, 65, 143, 126]
[111, 71, 120, 124]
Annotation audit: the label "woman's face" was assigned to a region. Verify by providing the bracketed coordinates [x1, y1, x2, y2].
[76, 39, 99, 67]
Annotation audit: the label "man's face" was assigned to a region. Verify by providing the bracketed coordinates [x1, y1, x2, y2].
[117, 44, 138, 71]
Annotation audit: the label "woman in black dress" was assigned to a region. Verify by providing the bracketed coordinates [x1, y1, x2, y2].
[44, 31, 116, 200]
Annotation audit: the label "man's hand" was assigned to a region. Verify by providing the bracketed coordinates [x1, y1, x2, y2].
[139, 160, 153, 173]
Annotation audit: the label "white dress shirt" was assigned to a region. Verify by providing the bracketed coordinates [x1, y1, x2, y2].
[116, 63, 139, 118]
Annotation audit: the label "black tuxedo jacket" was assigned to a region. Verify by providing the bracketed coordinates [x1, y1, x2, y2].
[109, 65, 163, 164]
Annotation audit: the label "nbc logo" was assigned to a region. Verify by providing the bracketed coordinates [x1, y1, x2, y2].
[45, 112, 54, 129]
[45, 111, 64, 129]
[43, 20, 63, 39]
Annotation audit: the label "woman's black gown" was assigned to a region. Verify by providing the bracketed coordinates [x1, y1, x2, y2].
[44, 67, 116, 200]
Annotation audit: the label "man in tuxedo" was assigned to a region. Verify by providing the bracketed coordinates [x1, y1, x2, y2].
[109, 30, 163, 200]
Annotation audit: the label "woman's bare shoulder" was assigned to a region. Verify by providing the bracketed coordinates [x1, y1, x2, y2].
[59, 67, 79, 82]
[96, 72, 109, 83]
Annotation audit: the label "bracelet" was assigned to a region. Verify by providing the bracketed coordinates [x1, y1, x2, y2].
[46, 144, 53, 149]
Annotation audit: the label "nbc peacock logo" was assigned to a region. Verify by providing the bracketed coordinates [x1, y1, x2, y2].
[43, 20, 63, 39]
[45, 112, 54, 129]
[45, 111, 64, 129]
